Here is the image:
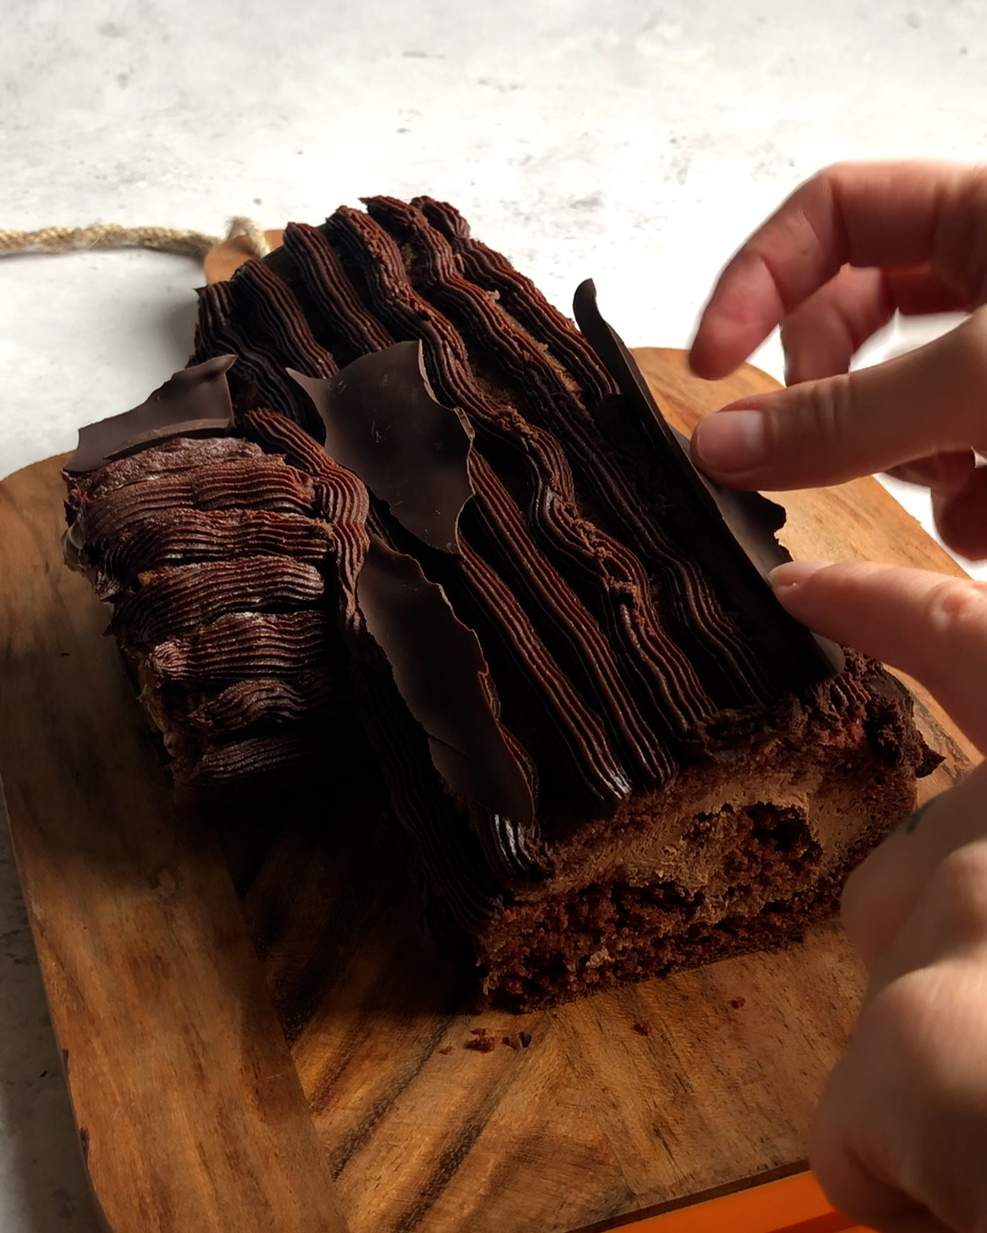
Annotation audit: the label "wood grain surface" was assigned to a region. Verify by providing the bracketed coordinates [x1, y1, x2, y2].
[0, 350, 976, 1233]
[0, 451, 349, 1231]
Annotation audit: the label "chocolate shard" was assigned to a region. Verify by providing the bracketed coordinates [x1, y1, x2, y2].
[357, 537, 534, 827]
[290, 341, 475, 554]
[65, 356, 237, 474]
[571, 279, 844, 678]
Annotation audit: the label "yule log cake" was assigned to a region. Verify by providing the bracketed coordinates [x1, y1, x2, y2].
[63, 197, 938, 1007]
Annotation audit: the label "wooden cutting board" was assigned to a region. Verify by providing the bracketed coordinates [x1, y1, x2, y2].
[0, 350, 976, 1233]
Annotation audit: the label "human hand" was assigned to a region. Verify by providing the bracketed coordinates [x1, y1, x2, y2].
[689, 162, 987, 559]
[769, 559, 987, 1233]
[687, 162, 987, 1230]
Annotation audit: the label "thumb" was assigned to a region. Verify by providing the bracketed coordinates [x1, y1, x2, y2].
[692, 307, 987, 489]
[772, 560, 987, 753]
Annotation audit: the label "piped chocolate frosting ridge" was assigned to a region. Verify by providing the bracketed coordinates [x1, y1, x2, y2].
[570, 278, 844, 680]
[63, 362, 359, 790]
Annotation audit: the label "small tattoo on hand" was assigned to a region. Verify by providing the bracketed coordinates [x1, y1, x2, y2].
[902, 797, 939, 835]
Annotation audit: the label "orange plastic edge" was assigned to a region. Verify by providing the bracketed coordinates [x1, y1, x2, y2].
[611, 1173, 867, 1233]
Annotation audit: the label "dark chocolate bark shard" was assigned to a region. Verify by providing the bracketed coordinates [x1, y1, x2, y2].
[290, 341, 475, 554]
[357, 537, 534, 827]
[65, 356, 237, 474]
[572, 279, 844, 678]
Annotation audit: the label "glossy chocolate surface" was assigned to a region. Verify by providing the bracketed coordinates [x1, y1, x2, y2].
[66, 356, 236, 474]
[291, 340, 474, 554]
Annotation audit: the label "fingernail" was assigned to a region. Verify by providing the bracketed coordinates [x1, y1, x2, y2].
[692, 409, 767, 473]
[769, 560, 833, 591]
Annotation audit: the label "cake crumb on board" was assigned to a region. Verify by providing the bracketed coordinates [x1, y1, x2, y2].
[461, 1027, 533, 1053]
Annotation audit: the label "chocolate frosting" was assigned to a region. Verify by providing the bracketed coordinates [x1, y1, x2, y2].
[571, 279, 844, 677]
[290, 341, 475, 554]
[357, 537, 534, 827]
[65, 356, 237, 474]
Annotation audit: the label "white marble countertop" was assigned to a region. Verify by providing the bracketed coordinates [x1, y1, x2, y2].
[2, 0, 984, 1227]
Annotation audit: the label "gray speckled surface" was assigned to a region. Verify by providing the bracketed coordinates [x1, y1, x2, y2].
[1, 0, 983, 1227]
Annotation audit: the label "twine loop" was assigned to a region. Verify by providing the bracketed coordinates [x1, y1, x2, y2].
[0, 217, 270, 261]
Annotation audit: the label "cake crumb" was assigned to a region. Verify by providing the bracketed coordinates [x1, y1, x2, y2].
[729, 997, 747, 1010]
[632, 1021, 652, 1037]
[519, 1030, 532, 1049]
[466, 1036, 498, 1053]
[438, 1046, 453, 1055]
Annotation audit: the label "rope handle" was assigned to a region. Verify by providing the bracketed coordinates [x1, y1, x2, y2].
[0, 217, 271, 261]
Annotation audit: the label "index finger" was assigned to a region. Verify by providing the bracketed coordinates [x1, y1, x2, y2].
[771, 559, 987, 753]
[689, 161, 987, 380]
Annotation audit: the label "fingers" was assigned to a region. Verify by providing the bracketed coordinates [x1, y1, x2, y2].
[933, 467, 987, 560]
[782, 266, 968, 384]
[884, 264, 972, 316]
[883, 452, 987, 561]
[868, 840, 987, 993]
[873, 1213, 961, 1233]
[770, 560, 987, 753]
[842, 765, 987, 976]
[690, 161, 987, 379]
[781, 267, 893, 384]
[887, 452, 975, 490]
[810, 968, 986, 1233]
[690, 308, 987, 490]
[809, 1026, 924, 1233]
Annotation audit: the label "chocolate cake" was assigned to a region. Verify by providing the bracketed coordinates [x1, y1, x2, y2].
[63, 197, 938, 1007]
